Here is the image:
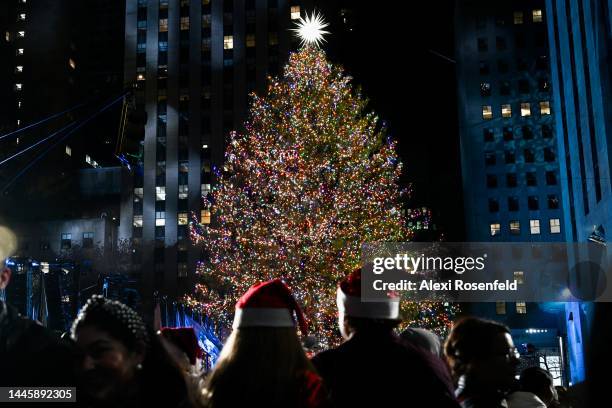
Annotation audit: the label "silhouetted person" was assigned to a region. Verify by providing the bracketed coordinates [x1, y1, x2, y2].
[507, 367, 558, 408]
[444, 317, 520, 408]
[202, 279, 327, 407]
[312, 268, 459, 407]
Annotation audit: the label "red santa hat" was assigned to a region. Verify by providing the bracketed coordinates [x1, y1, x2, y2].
[337, 267, 400, 320]
[160, 327, 202, 365]
[233, 278, 308, 335]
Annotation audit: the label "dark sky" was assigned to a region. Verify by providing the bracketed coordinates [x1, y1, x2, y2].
[316, 1, 464, 239]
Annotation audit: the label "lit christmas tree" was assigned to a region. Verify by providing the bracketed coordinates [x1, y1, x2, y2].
[187, 13, 457, 345]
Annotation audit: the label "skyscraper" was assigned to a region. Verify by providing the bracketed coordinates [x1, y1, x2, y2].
[121, 0, 306, 310]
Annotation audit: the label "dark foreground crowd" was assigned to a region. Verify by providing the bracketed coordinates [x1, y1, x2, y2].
[0, 265, 583, 407]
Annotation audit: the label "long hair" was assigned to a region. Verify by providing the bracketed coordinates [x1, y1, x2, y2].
[202, 327, 317, 407]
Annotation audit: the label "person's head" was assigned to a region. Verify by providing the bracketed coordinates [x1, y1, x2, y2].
[519, 367, 557, 406]
[70, 295, 149, 404]
[203, 279, 315, 407]
[337, 267, 400, 340]
[0, 266, 10, 291]
[159, 327, 202, 372]
[444, 316, 519, 391]
[400, 327, 442, 356]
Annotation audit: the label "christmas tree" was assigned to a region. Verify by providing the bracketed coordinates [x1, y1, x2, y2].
[187, 14, 456, 345]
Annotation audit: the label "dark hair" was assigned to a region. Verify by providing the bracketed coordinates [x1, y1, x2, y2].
[519, 367, 553, 393]
[444, 316, 510, 378]
[345, 316, 400, 334]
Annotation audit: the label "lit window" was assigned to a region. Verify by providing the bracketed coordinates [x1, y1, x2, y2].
[202, 38, 211, 51]
[514, 271, 525, 284]
[17, 100, 21, 108]
[17, 31, 25, 38]
[133, 215, 143, 227]
[530, 219, 541, 234]
[201, 183, 211, 197]
[61, 233, 72, 249]
[246, 34, 255, 47]
[137, 73, 145, 81]
[501, 104, 512, 118]
[496, 302, 506, 314]
[550, 218, 561, 233]
[15, 65, 23, 73]
[178, 212, 188, 225]
[159, 18, 168, 32]
[200, 210, 211, 224]
[17, 48, 24, 55]
[178, 184, 188, 199]
[14, 83, 22, 91]
[155, 211, 166, 226]
[532, 9, 543, 23]
[480, 82, 491, 97]
[180, 17, 190, 30]
[83, 232, 94, 248]
[514, 11, 524, 24]
[156, 186, 166, 201]
[224, 35, 234, 50]
[482, 105, 493, 120]
[85, 154, 92, 164]
[18, 13, 26, 21]
[65, 145, 72, 156]
[290, 5, 301, 20]
[490, 223, 501, 236]
[540, 101, 551, 115]
[69, 58, 76, 69]
[510, 220, 520, 235]
[520, 102, 531, 116]
[134, 187, 144, 201]
[516, 302, 527, 314]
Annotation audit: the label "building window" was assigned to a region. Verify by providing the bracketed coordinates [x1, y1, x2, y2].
[522, 125, 533, 140]
[178, 212, 188, 225]
[15, 65, 23, 73]
[61, 233, 72, 249]
[180, 16, 190, 30]
[178, 184, 189, 199]
[178, 263, 188, 277]
[550, 218, 561, 233]
[486, 174, 498, 188]
[510, 220, 520, 235]
[68, 58, 76, 69]
[290, 5, 301, 19]
[17, 48, 24, 55]
[496, 302, 506, 314]
[18, 13, 26, 21]
[65, 145, 72, 156]
[514, 271, 525, 284]
[485, 151, 496, 166]
[540, 101, 551, 115]
[539, 78, 550, 92]
[155, 211, 166, 226]
[134, 187, 144, 201]
[490, 223, 501, 236]
[544, 148, 555, 162]
[542, 124, 553, 138]
[496, 36, 507, 51]
[17, 31, 25, 38]
[520, 102, 531, 117]
[246, 34, 255, 47]
[133, 215, 143, 228]
[516, 302, 527, 314]
[159, 18, 168, 32]
[480, 82, 491, 97]
[83, 232, 94, 248]
[224, 35, 234, 50]
[530, 219, 541, 234]
[547, 195, 559, 209]
[528, 196, 539, 210]
[498, 60, 509, 74]
[505, 150, 515, 164]
[524, 148, 535, 163]
[532, 9, 543, 23]
[156, 186, 166, 201]
[488, 198, 499, 212]
[477, 38, 488, 52]
[501, 104, 512, 118]
[15, 83, 22, 91]
[508, 197, 519, 211]
[526, 172, 537, 186]
[503, 126, 513, 141]
[479, 61, 490, 75]
[200, 210, 211, 224]
[506, 173, 517, 187]
[201, 183, 211, 197]
[483, 128, 494, 142]
[482, 105, 493, 120]
[513, 11, 524, 24]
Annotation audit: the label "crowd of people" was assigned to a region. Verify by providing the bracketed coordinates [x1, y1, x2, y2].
[0, 265, 584, 407]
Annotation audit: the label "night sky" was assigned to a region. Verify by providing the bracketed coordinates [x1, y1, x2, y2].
[318, 1, 464, 239]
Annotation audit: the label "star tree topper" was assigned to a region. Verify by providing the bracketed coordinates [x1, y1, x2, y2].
[291, 11, 330, 48]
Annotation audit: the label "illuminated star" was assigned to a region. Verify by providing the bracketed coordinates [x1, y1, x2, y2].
[291, 11, 330, 48]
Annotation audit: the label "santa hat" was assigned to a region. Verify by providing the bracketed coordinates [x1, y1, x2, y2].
[233, 279, 308, 335]
[160, 327, 202, 365]
[337, 267, 400, 320]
